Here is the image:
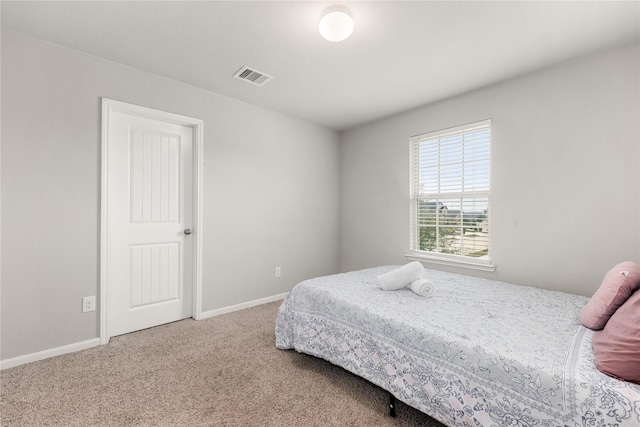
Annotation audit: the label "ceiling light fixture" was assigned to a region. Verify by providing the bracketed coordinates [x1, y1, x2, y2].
[319, 5, 354, 42]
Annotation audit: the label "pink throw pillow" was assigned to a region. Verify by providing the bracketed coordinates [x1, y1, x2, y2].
[592, 289, 640, 384]
[580, 261, 640, 330]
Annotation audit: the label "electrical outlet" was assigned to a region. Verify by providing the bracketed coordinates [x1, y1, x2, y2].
[82, 296, 96, 313]
[275, 267, 281, 277]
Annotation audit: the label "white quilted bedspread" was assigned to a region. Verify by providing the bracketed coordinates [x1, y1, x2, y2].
[275, 266, 640, 427]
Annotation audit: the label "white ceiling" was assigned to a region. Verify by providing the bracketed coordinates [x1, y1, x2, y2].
[2, 1, 639, 131]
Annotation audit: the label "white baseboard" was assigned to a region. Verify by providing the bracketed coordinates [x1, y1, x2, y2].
[1, 293, 288, 370]
[198, 292, 288, 320]
[1, 338, 101, 371]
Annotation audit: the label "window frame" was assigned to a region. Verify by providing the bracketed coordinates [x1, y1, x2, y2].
[406, 119, 495, 272]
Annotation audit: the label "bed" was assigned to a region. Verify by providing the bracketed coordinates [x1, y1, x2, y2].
[275, 266, 640, 427]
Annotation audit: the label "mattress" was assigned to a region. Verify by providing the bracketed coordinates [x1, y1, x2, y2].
[275, 266, 640, 427]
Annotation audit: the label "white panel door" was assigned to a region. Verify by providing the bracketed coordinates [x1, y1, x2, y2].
[106, 111, 193, 337]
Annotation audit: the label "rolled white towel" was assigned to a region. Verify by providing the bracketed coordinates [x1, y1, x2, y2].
[408, 278, 435, 298]
[376, 261, 424, 291]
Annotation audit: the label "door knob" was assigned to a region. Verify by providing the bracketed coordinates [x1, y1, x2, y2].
[184, 228, 192, 235]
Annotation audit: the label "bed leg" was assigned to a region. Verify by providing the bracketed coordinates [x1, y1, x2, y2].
[389, 393, 397, 418]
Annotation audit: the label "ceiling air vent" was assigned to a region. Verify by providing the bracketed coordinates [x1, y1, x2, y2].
[233, 66, 273, 87]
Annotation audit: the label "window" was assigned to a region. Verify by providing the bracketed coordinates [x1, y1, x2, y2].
[409, 119, 492, 270]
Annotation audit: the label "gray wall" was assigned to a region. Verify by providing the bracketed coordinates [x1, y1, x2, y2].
[3, 28, 639, 362]
[1, 30, 340, 360]
[340, 42, 640, 297]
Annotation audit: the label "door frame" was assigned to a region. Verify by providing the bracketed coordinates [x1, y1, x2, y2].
[100, 98, 203, 345]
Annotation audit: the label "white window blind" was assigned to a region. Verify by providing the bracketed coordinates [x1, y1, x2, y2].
[409, 119, 491, 265]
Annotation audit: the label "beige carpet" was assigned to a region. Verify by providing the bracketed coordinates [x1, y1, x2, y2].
[1, 301, 446, 426]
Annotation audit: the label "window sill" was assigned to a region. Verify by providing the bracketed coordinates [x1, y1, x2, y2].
[404, 252, 496, 272]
